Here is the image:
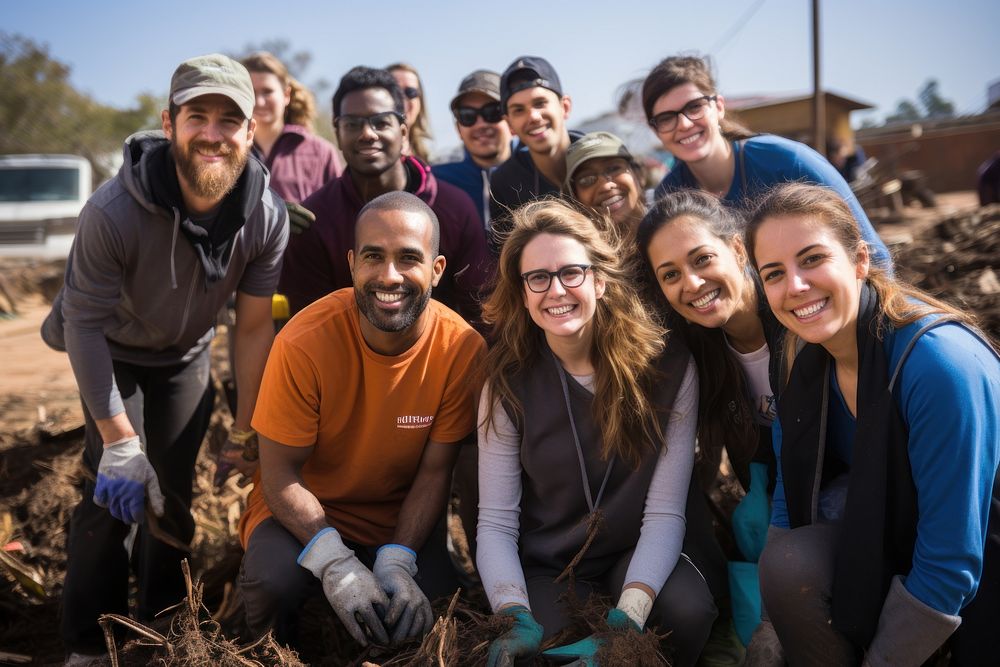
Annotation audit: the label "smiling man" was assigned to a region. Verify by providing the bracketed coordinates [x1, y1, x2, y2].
[239, 191, 485, 649]
[433, 69, 513, 230]
[41, 54, 288, 664]
[279, 67, 490, 322]
[487, 56, 581, 256]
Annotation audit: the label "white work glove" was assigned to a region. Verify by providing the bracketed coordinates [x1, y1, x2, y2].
[372, 544, 434, 642]
[298, 527, 390, 646]
[93, 435, 165, 525]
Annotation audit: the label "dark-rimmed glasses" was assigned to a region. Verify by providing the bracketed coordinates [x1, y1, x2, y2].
[334, 111, 405, 135]
[572, 161, 630, 189]
[455, 103, 504, 127]
[521, 264, 592, 293]
[648, 95, 718, 134]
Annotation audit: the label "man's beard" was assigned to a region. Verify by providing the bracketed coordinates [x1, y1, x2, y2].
[173, 139, 248, 201]
[354, 282, 432, 333]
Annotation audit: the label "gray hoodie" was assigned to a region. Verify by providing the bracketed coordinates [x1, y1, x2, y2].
[41, 130, 288, 420]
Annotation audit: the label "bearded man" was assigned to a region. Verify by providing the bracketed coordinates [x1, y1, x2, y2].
[41, 54, 288, 664]
[237, 191, 485, 651]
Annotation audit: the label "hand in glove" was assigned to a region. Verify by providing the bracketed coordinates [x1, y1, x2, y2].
[744, 620, 785, 667]
[298, 527, 390, 646]
[542, 607, 639, 665]
[372, 544, 433, 642]
[286, 201, 316, 235]
[487, 605, 544, 667]
[94, 435, 165, 524]
[732, 461, 771, 562]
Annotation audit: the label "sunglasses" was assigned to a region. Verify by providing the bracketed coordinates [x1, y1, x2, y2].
[402, 86, 421, 100]
[455, 103, 504, 127]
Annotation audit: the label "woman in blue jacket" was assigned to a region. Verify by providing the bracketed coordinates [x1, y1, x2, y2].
[745, 182, 999, 666]
[640, 54, 890, 271]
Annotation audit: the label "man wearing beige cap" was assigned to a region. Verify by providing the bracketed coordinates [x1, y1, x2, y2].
[433, 69, 513, 229]
[42, 53, 288, 664]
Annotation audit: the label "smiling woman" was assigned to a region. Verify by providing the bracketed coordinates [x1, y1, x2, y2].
[476, 198, 715, 666]
[743, 183, 1000, 666]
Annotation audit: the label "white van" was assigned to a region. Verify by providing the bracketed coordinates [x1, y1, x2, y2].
[0, 154, 92, 258]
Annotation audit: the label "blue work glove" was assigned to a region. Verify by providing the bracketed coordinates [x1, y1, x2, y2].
[732, 462, 770, 562]
[299, 527, 390, 646]
[487, 605, 544, 667]
[93, 435, 165, 525]
[542, 607, 640, 665]
[372, 544, 434, 642]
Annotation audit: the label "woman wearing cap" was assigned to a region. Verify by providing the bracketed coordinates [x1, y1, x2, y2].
[744, 182, 999, 666]
[565, 132, 647, 237]
[640, 55, 891, 271]
[477, 199, 716, 667]
[388, 63, 433, 163]
[241, 52, 343, 207]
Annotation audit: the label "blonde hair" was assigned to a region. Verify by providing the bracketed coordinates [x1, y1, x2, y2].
[482, 198, 669, 467]
[387, 62, 433, 162]
[242, 51, 317, 129]
[746, 182, 995, 371]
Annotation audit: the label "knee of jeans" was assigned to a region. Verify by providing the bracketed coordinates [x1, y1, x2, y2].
[240, 560, 312, 614]
[653, 580, 718, 635]
[759, 526, 832, 613]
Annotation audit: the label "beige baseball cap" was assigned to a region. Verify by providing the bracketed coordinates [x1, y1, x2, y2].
[169, 53, 255, 119]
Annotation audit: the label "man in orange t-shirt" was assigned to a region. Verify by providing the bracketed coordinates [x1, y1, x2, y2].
[239, 191, 485, 649]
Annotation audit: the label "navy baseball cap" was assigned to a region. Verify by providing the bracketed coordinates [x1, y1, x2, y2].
[500, 56, 563, 110]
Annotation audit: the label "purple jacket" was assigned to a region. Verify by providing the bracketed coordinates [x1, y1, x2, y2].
[258, 124, 344, 203]
[279, 156, 491, 320]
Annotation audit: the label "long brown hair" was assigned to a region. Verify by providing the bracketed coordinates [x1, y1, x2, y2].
[241, 51, 317, 129]
[482, 199, 668, 467]
[747, 183, 996, 368]
[387, 62, 433, 163]
[636, 190, 759, 484]
[641, 54, 754, 141]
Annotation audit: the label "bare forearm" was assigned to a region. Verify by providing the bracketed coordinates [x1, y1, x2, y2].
[261, 474, 329, 546]
[391, 443, 459, 550]
[94, 412, 137, 444]
[233, 305, 274, 431]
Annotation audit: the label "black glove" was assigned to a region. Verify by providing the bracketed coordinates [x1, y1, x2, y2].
[286, 201, 316, 235]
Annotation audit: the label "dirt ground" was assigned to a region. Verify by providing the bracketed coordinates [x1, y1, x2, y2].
[0, 191, 996, 665]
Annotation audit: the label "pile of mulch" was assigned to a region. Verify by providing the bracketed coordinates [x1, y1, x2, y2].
[894, 204, 1000, 337]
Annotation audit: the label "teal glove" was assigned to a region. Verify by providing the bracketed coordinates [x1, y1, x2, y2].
[285, 201, 315, 235]
[732, 462, 770, 562]
[487, 605, 543, 667]
[542, 607, 639, 665]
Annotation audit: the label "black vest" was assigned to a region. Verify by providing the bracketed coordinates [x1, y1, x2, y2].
[506, 338, 690, 580]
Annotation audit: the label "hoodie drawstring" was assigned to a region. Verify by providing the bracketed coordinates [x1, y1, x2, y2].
[169, 207, 180, 289]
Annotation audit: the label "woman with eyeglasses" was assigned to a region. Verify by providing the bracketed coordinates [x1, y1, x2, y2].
[477, 199, 716, 667]
[744, 182, 999, 666]
[564, 132, 647, 237]
[388, 63, 433, 163]
[242, 51, 343, 206]
[641, 55, 891, 271]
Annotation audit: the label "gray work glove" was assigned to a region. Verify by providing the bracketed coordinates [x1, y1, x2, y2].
[285, 201, 315, 235]
[862, 576, 960, 667]
[745, 619, 785, 667]
[372, 544, 434, 642]
[298, 527, 390, 646]
[93, 435, 165, 525]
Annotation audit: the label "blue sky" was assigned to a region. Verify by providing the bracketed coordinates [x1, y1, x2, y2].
[6, 0, 998, 157]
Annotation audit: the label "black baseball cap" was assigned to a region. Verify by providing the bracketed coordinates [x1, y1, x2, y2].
[499, 56, 563, 110]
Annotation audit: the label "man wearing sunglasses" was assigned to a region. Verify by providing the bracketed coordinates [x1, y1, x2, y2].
[487, 56, 582, 256]
[279, 66, 490, 323]
[433, 70, 513, 230]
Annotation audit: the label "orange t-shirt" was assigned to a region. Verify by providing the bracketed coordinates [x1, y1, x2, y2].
[239, 289, 485, 548]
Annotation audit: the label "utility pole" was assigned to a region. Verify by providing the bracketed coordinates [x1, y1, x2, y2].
[812, 0, 826, 155]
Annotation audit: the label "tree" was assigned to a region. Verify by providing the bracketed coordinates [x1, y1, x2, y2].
[884, 99, 922, 124]
[918, 79, 955, 119]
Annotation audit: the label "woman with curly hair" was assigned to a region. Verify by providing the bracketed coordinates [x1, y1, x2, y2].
[242, 51, 343, 206]
[476, 199, 715, 666]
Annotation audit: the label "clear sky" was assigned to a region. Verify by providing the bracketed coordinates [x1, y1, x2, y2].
[5, 0, 998, 157]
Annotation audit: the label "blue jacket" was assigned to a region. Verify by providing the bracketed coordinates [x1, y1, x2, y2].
[433, 145, 514, 231]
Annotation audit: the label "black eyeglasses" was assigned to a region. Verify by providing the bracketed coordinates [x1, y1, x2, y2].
[521, 264, 592, 293]
[455, 103, 504, 127]
[572, 161, 630, 189]
[334, 111, 405, 134]
[648, 95, 717, 134]
[402, 86, 421, 100]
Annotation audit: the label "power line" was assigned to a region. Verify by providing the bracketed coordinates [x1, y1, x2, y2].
[709, 0, 768, 55]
